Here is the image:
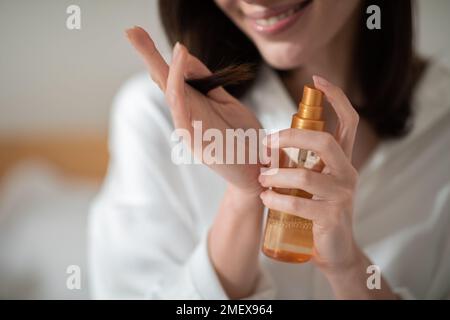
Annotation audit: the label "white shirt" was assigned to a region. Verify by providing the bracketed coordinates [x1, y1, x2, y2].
[88, 62, 450, 299]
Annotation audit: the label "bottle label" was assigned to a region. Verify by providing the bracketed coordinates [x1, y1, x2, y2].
[262, 147, 322, 257]
[284, 148, 321, 170]
[267, 211, 313, 230]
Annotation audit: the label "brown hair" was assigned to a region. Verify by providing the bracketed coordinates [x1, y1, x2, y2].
[159, 0, 426, 139]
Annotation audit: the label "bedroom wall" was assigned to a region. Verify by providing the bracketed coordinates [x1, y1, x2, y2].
[0, 0, 167, 136]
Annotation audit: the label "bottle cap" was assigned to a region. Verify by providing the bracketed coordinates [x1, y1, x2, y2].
[292, 85, 325, 131]
[300, 85, 323, 107]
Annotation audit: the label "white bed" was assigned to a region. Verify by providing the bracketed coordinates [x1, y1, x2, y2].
[0, 160, 97, 299]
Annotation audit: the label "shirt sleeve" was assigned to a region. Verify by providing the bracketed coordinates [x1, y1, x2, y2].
[88, 76, 275, 299]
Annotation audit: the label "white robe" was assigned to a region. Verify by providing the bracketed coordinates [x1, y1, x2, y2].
[88, 62, 450, 299]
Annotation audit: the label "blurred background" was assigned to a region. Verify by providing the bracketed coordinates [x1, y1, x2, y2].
[0, 0, 449, 299]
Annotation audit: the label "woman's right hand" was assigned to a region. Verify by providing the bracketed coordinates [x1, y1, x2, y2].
[126, 27, 264, 196]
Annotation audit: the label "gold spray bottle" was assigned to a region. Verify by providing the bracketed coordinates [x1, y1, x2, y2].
[262, 85, 325, 263]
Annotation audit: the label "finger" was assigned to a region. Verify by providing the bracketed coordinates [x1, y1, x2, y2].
[259, 167, 339, 199]
[126, 26, 169, 91]
[260, 190, 324, 222]
[313, 75, 359, 159]
[264, 128, 352, 175]
[166, 43, 190, 129]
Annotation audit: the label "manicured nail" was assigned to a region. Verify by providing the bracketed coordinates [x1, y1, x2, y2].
[260, 167, 270, 175]
[126, 26, 141, 35]
[258, 175, 263, 184]
[173, 42, 181, 61]
[261, 168, 277, 176]
[313, 75, 330, 87]
[125, 28, 133, 38]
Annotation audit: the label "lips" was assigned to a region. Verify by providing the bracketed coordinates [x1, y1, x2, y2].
[243, 0, 313, 35]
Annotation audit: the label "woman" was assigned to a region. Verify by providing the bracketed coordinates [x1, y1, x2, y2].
[89, 0, 450, 299]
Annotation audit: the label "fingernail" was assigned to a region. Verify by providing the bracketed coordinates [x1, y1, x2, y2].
[173, 42, 181, 61]
[126, 26, 141, 35]
[125, 28, 133, 38]
[260, 167, 270, 175]
[313, 75, 330, 87]
[258, 174, 264, 184]
[261, 168, 277, 176]
[259, 191, 266, 199]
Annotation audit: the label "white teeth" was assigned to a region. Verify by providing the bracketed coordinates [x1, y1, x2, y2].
[255, 7, 298, 27]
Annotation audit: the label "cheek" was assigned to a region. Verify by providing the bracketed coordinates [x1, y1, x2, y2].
[214, 0, 237, 16]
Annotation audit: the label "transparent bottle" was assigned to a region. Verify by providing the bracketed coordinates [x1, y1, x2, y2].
[262, 85, 325, 263]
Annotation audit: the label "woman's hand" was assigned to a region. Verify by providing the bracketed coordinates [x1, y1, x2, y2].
[126, 27, 263, 195]
[259, 76, 397, 299]
[259, 75, 360, 273]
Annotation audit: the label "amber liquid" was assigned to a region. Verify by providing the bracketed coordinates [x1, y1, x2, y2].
[262, 147, 324, 263]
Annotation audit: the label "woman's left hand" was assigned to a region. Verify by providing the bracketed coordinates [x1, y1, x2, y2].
[259, 75, 362, 275]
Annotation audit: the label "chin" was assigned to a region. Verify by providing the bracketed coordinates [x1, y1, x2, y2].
[256, 42, 309, 70]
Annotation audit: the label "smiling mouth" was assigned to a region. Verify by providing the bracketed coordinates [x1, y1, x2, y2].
[253, 0, 312, 27]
